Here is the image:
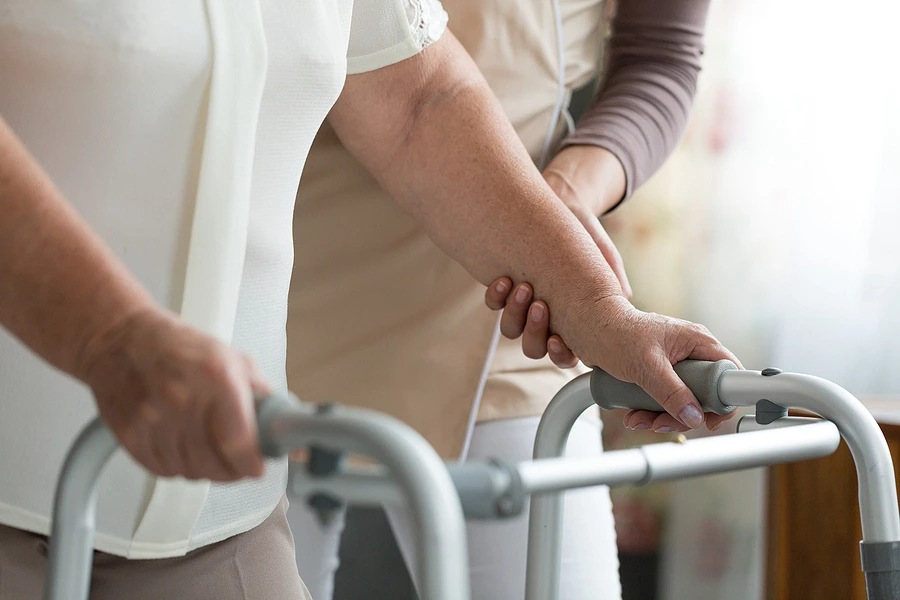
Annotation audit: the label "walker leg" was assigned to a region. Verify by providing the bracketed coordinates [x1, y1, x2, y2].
[524, 373, 594, 600]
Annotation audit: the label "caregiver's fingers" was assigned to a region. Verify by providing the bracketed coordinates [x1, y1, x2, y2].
[547, 334, 578, 369]
[522, 301, 550, 359]
[499, 282, 533, 339]
[485, 277, 514, 311]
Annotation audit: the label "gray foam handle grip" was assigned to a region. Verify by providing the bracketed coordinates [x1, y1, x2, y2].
[590, 359, 738, 415]
[256, 391, 305, 458]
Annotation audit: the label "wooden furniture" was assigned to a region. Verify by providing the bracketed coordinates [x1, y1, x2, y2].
[766, 398, 900, 600]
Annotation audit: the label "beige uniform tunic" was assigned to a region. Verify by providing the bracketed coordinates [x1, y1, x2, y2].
[287, 0, 605, 459]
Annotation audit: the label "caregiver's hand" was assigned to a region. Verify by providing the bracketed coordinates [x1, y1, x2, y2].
[77, 309, 270, 482]
[485, 280, 579, 368]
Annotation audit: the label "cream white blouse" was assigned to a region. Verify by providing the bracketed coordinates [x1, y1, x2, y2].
[0, 0, 447, 559]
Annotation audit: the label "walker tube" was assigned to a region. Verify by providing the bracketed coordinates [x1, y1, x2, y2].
[247, 400, 472, 600]
[518, 420, 839, 493]
[45, 420, 118, 600]
[287, 462, 407, 508]
[524, 373, 595, 600]
[527, 366, 900, 600]
[719, 370, 900, 600]
[718, 370, 900, 542]
[46, 396, 471, 600]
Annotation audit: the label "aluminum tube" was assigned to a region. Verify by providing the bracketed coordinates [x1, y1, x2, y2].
[736, 415, 823, 433]
[517, 421, 839, 495]
[719, 370, 900, 542]
[287, 463, 406, 508]
[264, 405, 470, 600]
[45, 420, 118, 600]
[641, 420, 840, 483]
[525, 373, 594, 600]
[518, 450, 647, 494]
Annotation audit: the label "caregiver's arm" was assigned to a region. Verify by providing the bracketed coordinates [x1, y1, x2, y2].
[495, 0, 714, 320]
[554, 0, 713, 212]
[328, 32, 735, 429]
[491, 0, 714, 362]
[0, 118, 266, 481]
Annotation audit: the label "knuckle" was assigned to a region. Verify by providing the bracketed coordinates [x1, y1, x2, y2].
[683, 322, 712, 341]
[199, 346, 232, 381]
[135, 400, 163, 427]
[158, 379, 190, 412]
[115, 425, 142, 456]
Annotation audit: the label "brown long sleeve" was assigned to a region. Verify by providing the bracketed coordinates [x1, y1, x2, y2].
[561, 0, 712, 207]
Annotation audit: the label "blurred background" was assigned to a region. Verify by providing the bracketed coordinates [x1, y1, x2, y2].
[334, 0, 900, 598]
[603, 0, 900, 597]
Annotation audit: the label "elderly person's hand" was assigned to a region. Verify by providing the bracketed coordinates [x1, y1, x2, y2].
[481, 145, 738, 433]
[485, 145, 629, 368]
[78, 309, 270, 482]
[484, 286, 738, 432]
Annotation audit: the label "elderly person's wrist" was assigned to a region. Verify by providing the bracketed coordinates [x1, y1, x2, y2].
[543, 145, 627, 216]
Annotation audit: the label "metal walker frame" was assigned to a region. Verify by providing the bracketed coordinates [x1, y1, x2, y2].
[44, 361, 900, 600]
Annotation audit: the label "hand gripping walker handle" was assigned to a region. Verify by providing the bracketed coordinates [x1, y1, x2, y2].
[45, 394, 298, 600]
[590, 359, 739, 415]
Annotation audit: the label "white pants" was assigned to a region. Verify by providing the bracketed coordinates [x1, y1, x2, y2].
[289, 415, 621, 600]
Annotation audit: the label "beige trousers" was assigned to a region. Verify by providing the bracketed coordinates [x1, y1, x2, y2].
[0, 497, 309, 600]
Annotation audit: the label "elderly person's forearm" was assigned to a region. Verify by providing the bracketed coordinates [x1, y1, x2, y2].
[0, 118, 155, 378]
[0, 118, 267, 480]
[328, 33, 625, 359]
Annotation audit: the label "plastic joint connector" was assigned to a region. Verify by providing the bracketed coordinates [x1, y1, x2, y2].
[306, 403, 345, 526]
[448, 459, 526, 520]
[755, 399, 788, 425]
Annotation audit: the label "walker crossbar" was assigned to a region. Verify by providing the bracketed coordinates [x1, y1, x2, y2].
[287, 419, 839, 518]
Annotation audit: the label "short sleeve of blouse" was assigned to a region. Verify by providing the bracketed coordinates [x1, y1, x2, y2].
[346, 0, 448, 75]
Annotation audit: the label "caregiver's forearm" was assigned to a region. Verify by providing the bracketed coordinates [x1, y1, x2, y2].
[0, 118, 156, 377]
[329, 33, 624, 349]
[562, 0, 712, 205]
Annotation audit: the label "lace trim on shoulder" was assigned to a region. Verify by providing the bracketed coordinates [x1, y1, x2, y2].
[402, 0, 448, 50]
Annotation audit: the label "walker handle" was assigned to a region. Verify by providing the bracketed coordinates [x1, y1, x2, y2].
[590, 359, 738, 415]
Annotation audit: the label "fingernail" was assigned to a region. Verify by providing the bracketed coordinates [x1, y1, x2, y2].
[655, 426, 676, 433]
[495, 280, 509, 294]
[516, 286, 529, 303]
[710, 421, 725, 432]
[548, 338, 562, 353]
[530, 304, 545, 321]
[679, 405, 704, 428]
[633, 423, 650, 430]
